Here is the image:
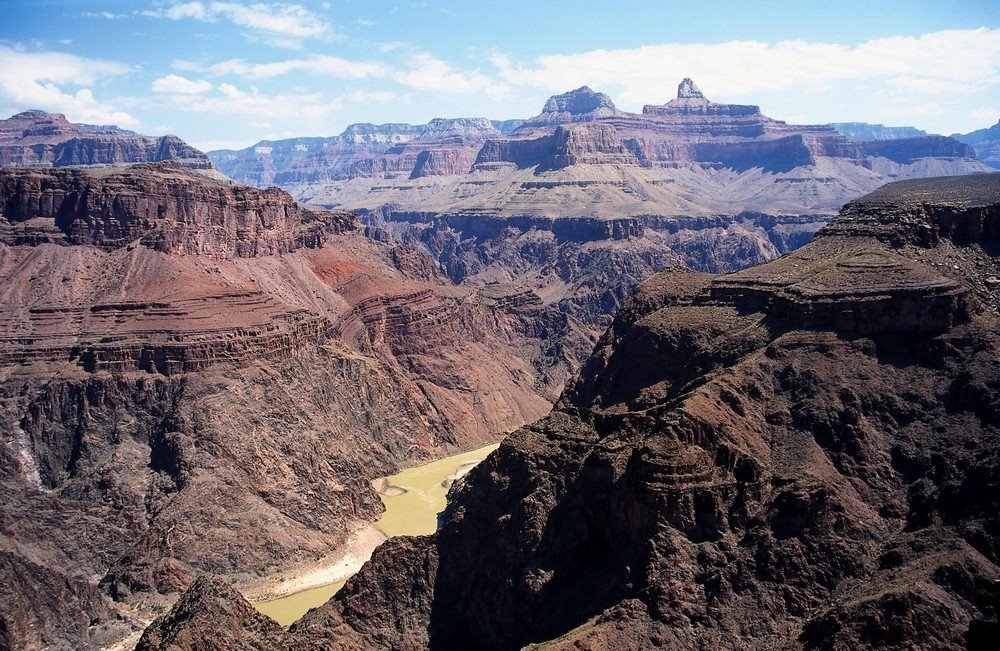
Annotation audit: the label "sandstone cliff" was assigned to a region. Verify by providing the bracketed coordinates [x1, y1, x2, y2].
[161, 174, 1000, 649]
[0, 163, 591, 650]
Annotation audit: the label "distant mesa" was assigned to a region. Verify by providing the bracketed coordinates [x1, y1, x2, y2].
[954, 118, 1000, 169]
[207, 78, 991, 218]
[0, 109, 217, 173]
[830, 122, 931, 141]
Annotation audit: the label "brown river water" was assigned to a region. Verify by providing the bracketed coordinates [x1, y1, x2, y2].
[251, 443, 500, 626]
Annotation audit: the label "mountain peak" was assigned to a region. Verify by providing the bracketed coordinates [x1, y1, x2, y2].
[677, 78, 705, 100]
[542, 86, 617, 115]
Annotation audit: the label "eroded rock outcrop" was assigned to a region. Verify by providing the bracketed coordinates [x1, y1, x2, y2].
[0, 111, 215, 172]
[241, 174, 1000, 649]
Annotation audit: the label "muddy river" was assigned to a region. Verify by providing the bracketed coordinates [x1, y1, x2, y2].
[252, 443, 500, 626]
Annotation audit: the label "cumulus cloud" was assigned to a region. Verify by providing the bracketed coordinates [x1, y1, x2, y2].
[0, 45, 137, 127]
[152, 74, 213, 94]
[145, 2, 331, 47]
[195, 50, 507, 98]
[492, 28, 1000, 108]
[394, 52, 509, 97]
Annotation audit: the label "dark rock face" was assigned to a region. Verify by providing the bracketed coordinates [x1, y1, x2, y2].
[270, 174, 1000, 649]
[0, 111, 214, 171]
[136, 575, 291, 651]
[955, 119, 1000, 169]
[0, 163, 593, 650]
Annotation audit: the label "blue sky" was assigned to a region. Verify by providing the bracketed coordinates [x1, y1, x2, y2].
[1, 1, 998, 151]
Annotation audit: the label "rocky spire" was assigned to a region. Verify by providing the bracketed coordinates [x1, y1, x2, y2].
[677, 78, 706, 100]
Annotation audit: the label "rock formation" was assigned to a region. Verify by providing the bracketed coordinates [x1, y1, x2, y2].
[0, 111, 216, 173]
[955, 119, 1000, 169]
[0, 162, 592, 650]
[830, 122, 930, 141]
[158, 174, 1000, 648]
[211, 81, 987, 333]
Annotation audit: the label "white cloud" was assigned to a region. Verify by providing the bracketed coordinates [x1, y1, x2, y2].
[394, 52, 508, 96]
[0, 45, 137, 127]
[83, 11, 128, 19]
[492, 28, 1000, 109]
[145, 2, 331, 47]
[152, 74, 213, 94]
[207, 55, 390, 79]
[165, 2, 208, 20]
[172, 81, 340, 123]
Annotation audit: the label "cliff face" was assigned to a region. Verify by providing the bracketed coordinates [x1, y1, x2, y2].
[210, 118, 504, 186]
[0, 163, 592, 651]
[0, 111, 215, 171]
[830, 122, 930, 141]
[0, 163, 351, 257]
[227, 174, 1000, 650]
[265, 81, 989, 337]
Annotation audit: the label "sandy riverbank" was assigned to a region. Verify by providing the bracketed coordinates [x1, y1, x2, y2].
[239, 522, 387, 604]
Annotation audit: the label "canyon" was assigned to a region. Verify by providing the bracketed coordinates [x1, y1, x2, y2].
[0, 162, 591, 650]
[144, 173, 1000, 650]
[0, 81, 995, 651]
[210, 80, 991, 329]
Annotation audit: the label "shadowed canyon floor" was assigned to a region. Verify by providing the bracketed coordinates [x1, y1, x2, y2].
[144, 174, 1000, 650]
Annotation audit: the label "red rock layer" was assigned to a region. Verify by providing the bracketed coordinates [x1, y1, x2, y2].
[0, 162, 591, 650]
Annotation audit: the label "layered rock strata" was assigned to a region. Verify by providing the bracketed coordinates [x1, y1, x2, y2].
[955, 119, 1000, 170]
[0, 111, 215, 172]
[157, 174, 1000, 649]
[248, 81, 989, 332]
[0, 162, 591, 650]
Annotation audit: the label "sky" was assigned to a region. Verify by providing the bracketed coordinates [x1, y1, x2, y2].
[0, 1, 998, 152]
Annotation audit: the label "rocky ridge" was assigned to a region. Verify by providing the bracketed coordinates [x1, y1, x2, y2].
[153, 174, 1000, 649]
[0, 111, 216, 173]
[0, 162, 591, 650]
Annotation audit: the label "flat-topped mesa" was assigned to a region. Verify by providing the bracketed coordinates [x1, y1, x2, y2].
[709, 174, 1000, 334]
[0, 161, 356, 257]
[477, 122, 642, 170]
[544, 123, 641, 168]
[408, 118, 504, 179]
[0, 109, 215, 171]
[819, 173, 1000, 246]
[643, 78, 762, 117]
